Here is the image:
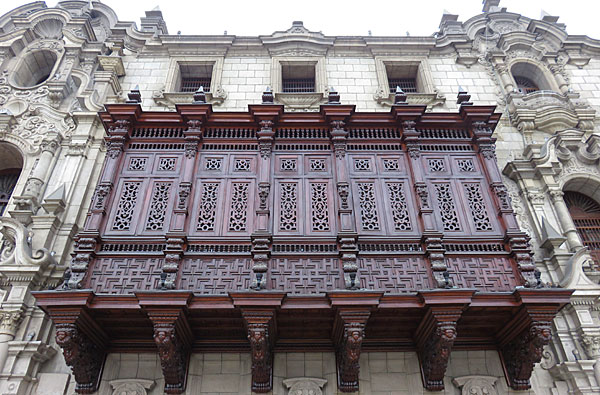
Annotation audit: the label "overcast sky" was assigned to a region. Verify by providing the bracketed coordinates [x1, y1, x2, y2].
[1, 0, 599, 39]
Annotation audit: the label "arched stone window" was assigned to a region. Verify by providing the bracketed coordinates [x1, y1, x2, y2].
[564, 191, 600, 266]
[510, 62, 551, 94]
[0, 143, 23, 215]
[12, 50, 58, 88]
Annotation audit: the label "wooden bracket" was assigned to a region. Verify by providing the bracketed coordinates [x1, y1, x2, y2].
[333, 309, 370, 392]
[147, 309, 193, 394]
[51, 308, 107, 394]
[242, 310, 275, 393]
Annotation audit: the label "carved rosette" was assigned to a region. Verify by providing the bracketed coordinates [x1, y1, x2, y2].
[329, 120, 348, 158]
[242, 311, 274, 393]
[257, 120, 275, 158]
[501, 321, 552, 390]
[417, 310, 461, 391]
[55, 322, 105, 394]
[334, 310, 370, 393]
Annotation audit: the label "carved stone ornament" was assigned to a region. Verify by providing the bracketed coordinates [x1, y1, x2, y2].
[581, 334, 600, 359]
[283, 377, 327, 395]
[452, 375, 499, 395]
[243, 311, 274, 393]
[0, 217, 56, 268]
[152, 85, 227, 108]
[501, 321, 552, 390]
[9, 106, 75, 146]
[0, 309, 25, 334]
[55, 322, 106, 394]
[109, 379, 155, 395]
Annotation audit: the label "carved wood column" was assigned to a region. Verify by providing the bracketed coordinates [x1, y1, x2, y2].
[462, 106, 540, 287]
[138, 292, 193, 395]
[248, 104, 283, 289]
[242, 310, 275, 393]
[416, 291, 472, 391]
[497, 289, 572, 391]
[322, 104, 358, 289]
[67, 110, 136, 289]
[49, 307, 108, 394]
[333, 308, 370, 392]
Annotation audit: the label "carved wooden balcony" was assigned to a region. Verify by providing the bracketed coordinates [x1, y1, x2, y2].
[34, 101, 572, 394]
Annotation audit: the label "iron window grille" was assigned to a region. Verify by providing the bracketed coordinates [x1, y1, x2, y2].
[180, 77, 212, 93]
[514, 76, 538, 94]
[388, 78, 417, 93]
[282, 78, 315, 93]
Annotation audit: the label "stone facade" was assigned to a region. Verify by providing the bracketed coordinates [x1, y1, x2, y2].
[0, 0, 599, 394]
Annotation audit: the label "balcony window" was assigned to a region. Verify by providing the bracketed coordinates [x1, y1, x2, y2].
[514, 76, 538, 94]
[281, 64, 316, 93]
[178, 64, 212, 93]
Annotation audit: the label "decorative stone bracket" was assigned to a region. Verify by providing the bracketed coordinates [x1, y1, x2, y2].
[242, 310, 275, 393]
[415, 307, 462, 391]
[333, 309, 370, 392]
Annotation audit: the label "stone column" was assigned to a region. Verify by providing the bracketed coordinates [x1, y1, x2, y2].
[0, 309, 23, 374]
[549, 190, 583, 251]
[23, 137, 61, 203]
[495, 63, 515, 93]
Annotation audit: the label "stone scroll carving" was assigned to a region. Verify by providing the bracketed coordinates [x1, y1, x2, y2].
[109, 379, 155, 395]
[0, 217, 56, 268]
[283, 377, 327, 395]
[452, 376, 498, 395]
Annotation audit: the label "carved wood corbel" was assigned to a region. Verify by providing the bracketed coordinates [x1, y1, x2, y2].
[147, 309, 192, 394]
[497, 305, 556, 391]
[333, 309, 370, 392]
[242, 310, 275, 393]
[51, 309, 107, 394]
[416, 307, 463, 391]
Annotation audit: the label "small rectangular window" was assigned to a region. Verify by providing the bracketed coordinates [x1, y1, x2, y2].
[282, 64, 315, 93]
[386, 64, 419, 93]
[178, 64, 212, 93]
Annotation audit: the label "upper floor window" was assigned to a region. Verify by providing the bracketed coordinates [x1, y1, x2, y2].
[564, 191, 600, 268]
[385, 63, 419, 93]
[178, 64, 212, 93]
[281, 63, 315, 93]
[511, 62, 551, 94]
[0, 143, 23, 215]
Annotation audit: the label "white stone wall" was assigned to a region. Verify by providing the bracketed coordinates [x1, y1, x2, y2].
[59, 351, 545, 394]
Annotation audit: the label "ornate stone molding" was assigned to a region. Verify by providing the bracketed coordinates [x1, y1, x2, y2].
[0, 217, 56, 269]
[452, 375, 498, 395]
[274, 92, 325, 111]
[581, 334, 600, 359]
[375, 91, 446, 110]
[0, 308, 25, 335]
[242, 310, 275, 393]
[416, 308, 461, 391]
[333, 309, 370, 392]
[283, 377, 327, 395]
[152, 89, 226, 108]
[109, 379, 155, 395]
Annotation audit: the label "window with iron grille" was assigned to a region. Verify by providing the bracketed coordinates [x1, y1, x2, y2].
[0, 170, 20, 215]
[514, 76, 539, 94]
[388, 78, 417, 93]
[565, 191, 600, 270]
[385, 63, 420, 93]
[178, 64, 212, 93]
[281, 63, 316, 93]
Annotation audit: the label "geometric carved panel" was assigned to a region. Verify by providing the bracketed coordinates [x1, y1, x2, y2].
[178, 258, 253, 293]
[446, 257, 517, 291]
[358, 257, 431, 292]
[87, 258, 163, 293]
[269, 258, 341, 293]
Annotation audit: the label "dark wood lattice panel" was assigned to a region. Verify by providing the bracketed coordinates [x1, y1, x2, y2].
[446, 257, 517, 291]
[87, 257, 163, 293]
[358, 257, 431, 291]
[178, 258, 253, 293]
[269, 258, 342, 292]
